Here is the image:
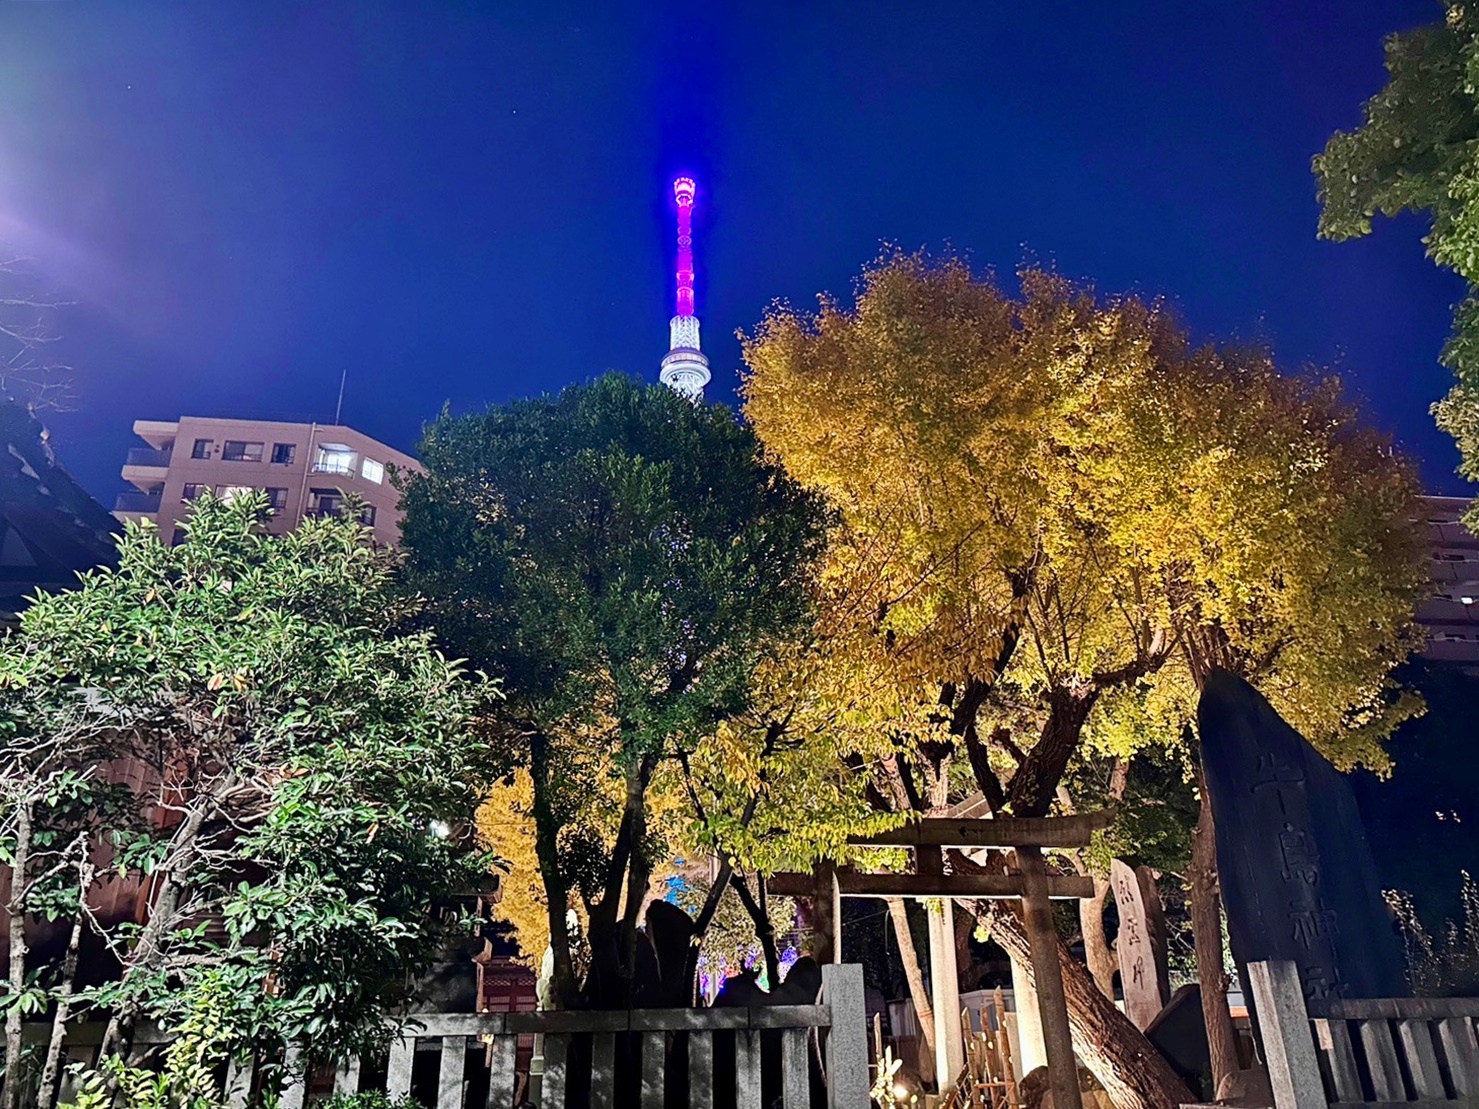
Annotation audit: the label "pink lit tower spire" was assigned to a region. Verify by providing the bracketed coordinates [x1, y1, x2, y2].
[659, 176, 711, 399]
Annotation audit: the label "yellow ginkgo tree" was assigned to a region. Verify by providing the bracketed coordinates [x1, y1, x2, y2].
[741, 252, 1427, 1109]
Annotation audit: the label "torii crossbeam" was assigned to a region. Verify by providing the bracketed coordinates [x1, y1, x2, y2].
[769, 812, 1109, 1109]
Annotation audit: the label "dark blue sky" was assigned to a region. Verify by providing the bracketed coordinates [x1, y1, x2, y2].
[0, 1, 1468, 502]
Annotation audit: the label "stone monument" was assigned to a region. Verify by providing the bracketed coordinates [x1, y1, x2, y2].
[1111, 859, 1170, 1028]
[1198, 669, 1406, 1002]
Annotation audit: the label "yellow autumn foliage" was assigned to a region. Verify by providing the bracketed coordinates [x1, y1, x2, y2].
[474, 763, 695, 965]
[742, 253, 1426, 781]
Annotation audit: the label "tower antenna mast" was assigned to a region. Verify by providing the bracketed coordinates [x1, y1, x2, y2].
[659, 176, 711, 399]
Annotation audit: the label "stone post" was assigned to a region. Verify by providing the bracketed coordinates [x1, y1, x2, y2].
[1247, 960, 1324, 1109]
[823, 963, 872, 1108]
[1010, 952, 1048, 1073]
[929, 898, 966, 1086]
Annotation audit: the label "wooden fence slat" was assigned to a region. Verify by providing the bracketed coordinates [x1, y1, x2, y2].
[543, 1033, 569, 1107]
[485, 1034, 517, 1109]
[387, 1034, 415, 1098]
[1312, 1019, 1362, 1102]
[736, 1030, 763, 1109]
[438, 1035, 465, 1109]
[1438, 1017, 1479, 1096]
[781, 1027, 810, 1109]
[998, 998, 1020, 1104]
[690, 1030, 715, 1109]
[1399, 1020, 1447, 1099]
[333, 1056, 361, 1094]
[641, 1030, 666, 1108]
[589, 1032, 616, 1109]
[1357, 1020, 1406, 1102]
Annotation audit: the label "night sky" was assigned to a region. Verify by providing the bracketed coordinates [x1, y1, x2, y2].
[0, 2, 1469, 504]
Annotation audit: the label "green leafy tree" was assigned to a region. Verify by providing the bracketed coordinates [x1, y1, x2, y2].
[1314, 1, 1479, 504]
[0, 493, 501, 1108]
[399, 374, 833, 1008]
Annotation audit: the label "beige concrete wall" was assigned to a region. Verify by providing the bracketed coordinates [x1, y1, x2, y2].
[120, 416, 421, 547]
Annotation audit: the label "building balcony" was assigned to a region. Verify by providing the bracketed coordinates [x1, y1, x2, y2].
[125, 447, 173, 467]
[122, 448, 172, 490]
[113, 491, 162, 514]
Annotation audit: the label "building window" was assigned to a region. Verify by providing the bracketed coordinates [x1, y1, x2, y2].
[214, 485, 255, 504]
[181, 483, 208, 502]
[361, 457, 385, 484]
[312, 444, 355, 475]
[170, 527, 188, 547]
[309, 488, 344, 517]
[222, 440, 264, 462]
[271, 442, 297, 465]
[359, 504, 377, 526]
[191, 439, 213, 459]
[265, 487, 289, 511]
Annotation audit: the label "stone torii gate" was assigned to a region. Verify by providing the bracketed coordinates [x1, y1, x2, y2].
[770, 812, 1109, 1109]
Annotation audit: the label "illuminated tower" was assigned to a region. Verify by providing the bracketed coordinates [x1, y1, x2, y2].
[659, 176, 711, 399]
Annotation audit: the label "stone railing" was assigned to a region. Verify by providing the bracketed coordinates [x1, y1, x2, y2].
[1249, 959, 1479, 1109]
[20, 963, 869, 1109]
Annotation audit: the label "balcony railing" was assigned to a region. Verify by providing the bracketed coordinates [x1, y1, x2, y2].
[113, 491, 162, 514]
[124, 448, 172, 468]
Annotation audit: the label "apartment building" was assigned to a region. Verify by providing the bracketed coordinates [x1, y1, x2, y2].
[1417, 494, 1479, 671]
[114, 417, 420, 547]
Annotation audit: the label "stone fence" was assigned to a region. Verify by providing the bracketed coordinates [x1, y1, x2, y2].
[17, 963, 870, 1109]
[1249, 959, 1479, 1109]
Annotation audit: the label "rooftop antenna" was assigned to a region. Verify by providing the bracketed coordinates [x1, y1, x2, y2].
[658, 176, 711, 399]
[333, 368, 347, 425]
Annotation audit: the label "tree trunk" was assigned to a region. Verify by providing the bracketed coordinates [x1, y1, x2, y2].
[731, 873, 781, 988]
[1009, 689, 1098, 817]
[1081, 877, 1117, 999]
[617, 758, 656, 981]
[954, 902, 977, 993]
[38, 854, 94, 1109]
[680, 856, 734, 1004]
[529, 735, 579, 1008]
[99, 787, 216, 1059]
[582, 754, 656, 1008]
[3, 801, 32, 1109]
[982, 905, 1194, 1109]
[887, 898, 936, 1066]
[1190, 770, 1239, 1096]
